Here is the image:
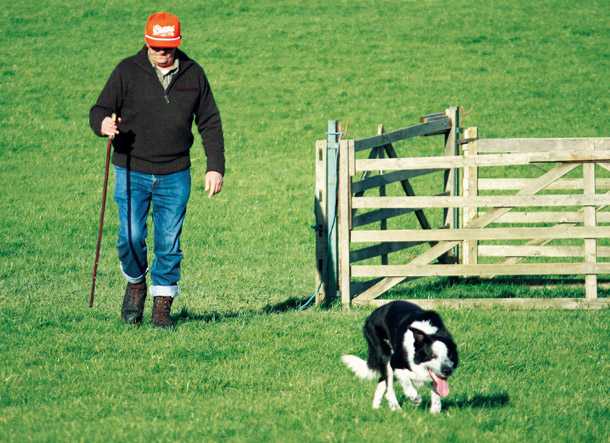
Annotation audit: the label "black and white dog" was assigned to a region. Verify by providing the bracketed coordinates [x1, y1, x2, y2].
[342, 301, 459, 414]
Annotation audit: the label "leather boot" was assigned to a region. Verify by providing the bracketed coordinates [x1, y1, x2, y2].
[152, 296, 175, 328]
[121, 282, 147, 324]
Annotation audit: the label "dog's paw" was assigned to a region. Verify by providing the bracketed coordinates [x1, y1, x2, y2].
[387, 399, 401, 411]
[429, 404, 442, 414]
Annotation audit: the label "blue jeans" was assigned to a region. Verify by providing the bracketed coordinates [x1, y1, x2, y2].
[113, 166, 191, 297]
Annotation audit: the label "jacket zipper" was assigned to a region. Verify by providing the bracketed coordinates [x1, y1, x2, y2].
[164, 68, 185, 105]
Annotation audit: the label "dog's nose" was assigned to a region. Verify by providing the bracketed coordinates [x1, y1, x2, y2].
[441, 365, 453, 377]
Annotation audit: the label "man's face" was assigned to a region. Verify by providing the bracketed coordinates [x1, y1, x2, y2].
[147, 45, 176, 68]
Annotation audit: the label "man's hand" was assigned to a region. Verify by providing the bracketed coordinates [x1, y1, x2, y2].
[100, 113, 121, 139]
[205, 171, 223, 198]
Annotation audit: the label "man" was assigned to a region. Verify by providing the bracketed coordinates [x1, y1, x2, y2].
[89, 12, 224, 328]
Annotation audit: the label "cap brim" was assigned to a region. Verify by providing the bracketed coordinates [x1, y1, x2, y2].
[144, 36, 181, 48]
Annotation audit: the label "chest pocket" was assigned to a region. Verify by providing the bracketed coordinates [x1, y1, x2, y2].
[168, 84, 200, 113]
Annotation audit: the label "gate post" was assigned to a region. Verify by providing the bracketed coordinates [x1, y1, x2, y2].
[338, 139, 352, 307]
[314, 139, 327, 304]
[462, 126, 479, 267]
[444, 107, 461, 261]
[326, 121, 340, 302]
[583, 162, 597, 299]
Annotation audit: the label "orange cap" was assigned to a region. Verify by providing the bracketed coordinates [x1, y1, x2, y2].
[144, 12, 181, 48]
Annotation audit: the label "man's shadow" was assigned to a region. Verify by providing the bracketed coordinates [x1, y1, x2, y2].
[173, 296, 308, 325]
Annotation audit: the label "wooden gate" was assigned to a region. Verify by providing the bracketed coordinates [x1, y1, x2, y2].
[315, 107, 610, 309]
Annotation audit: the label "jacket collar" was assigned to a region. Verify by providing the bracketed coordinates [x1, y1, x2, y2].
[133, 45, 194, 73]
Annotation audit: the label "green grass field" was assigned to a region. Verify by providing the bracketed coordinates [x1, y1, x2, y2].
[1, 1, 609, 441]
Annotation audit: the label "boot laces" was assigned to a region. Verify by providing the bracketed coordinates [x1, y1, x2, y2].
[156, 297, 172, 314]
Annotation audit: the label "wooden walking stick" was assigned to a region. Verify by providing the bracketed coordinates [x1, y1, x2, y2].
[89, 114, 115, 307]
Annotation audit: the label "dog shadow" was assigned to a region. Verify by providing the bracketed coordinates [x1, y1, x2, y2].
[419, 391, 509, 411]
[172, 296, 308, 325]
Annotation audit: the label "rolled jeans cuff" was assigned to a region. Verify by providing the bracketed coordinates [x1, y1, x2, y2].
[151, 285, 180, 298]
[120, 263, 147, 284]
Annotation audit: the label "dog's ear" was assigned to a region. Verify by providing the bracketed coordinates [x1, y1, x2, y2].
[409, 327, 427, 344]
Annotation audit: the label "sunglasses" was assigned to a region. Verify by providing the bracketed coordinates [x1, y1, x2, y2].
[149, 46, 176, 53]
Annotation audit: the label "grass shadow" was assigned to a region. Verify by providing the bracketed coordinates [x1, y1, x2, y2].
[173, 296, 311, 325]
[386, 275, 610, 299]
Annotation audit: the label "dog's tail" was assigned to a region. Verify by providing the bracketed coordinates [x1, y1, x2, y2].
[341, 355, 378, 381]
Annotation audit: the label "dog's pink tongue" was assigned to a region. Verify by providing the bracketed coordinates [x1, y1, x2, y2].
[429, 370, 449, 397]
